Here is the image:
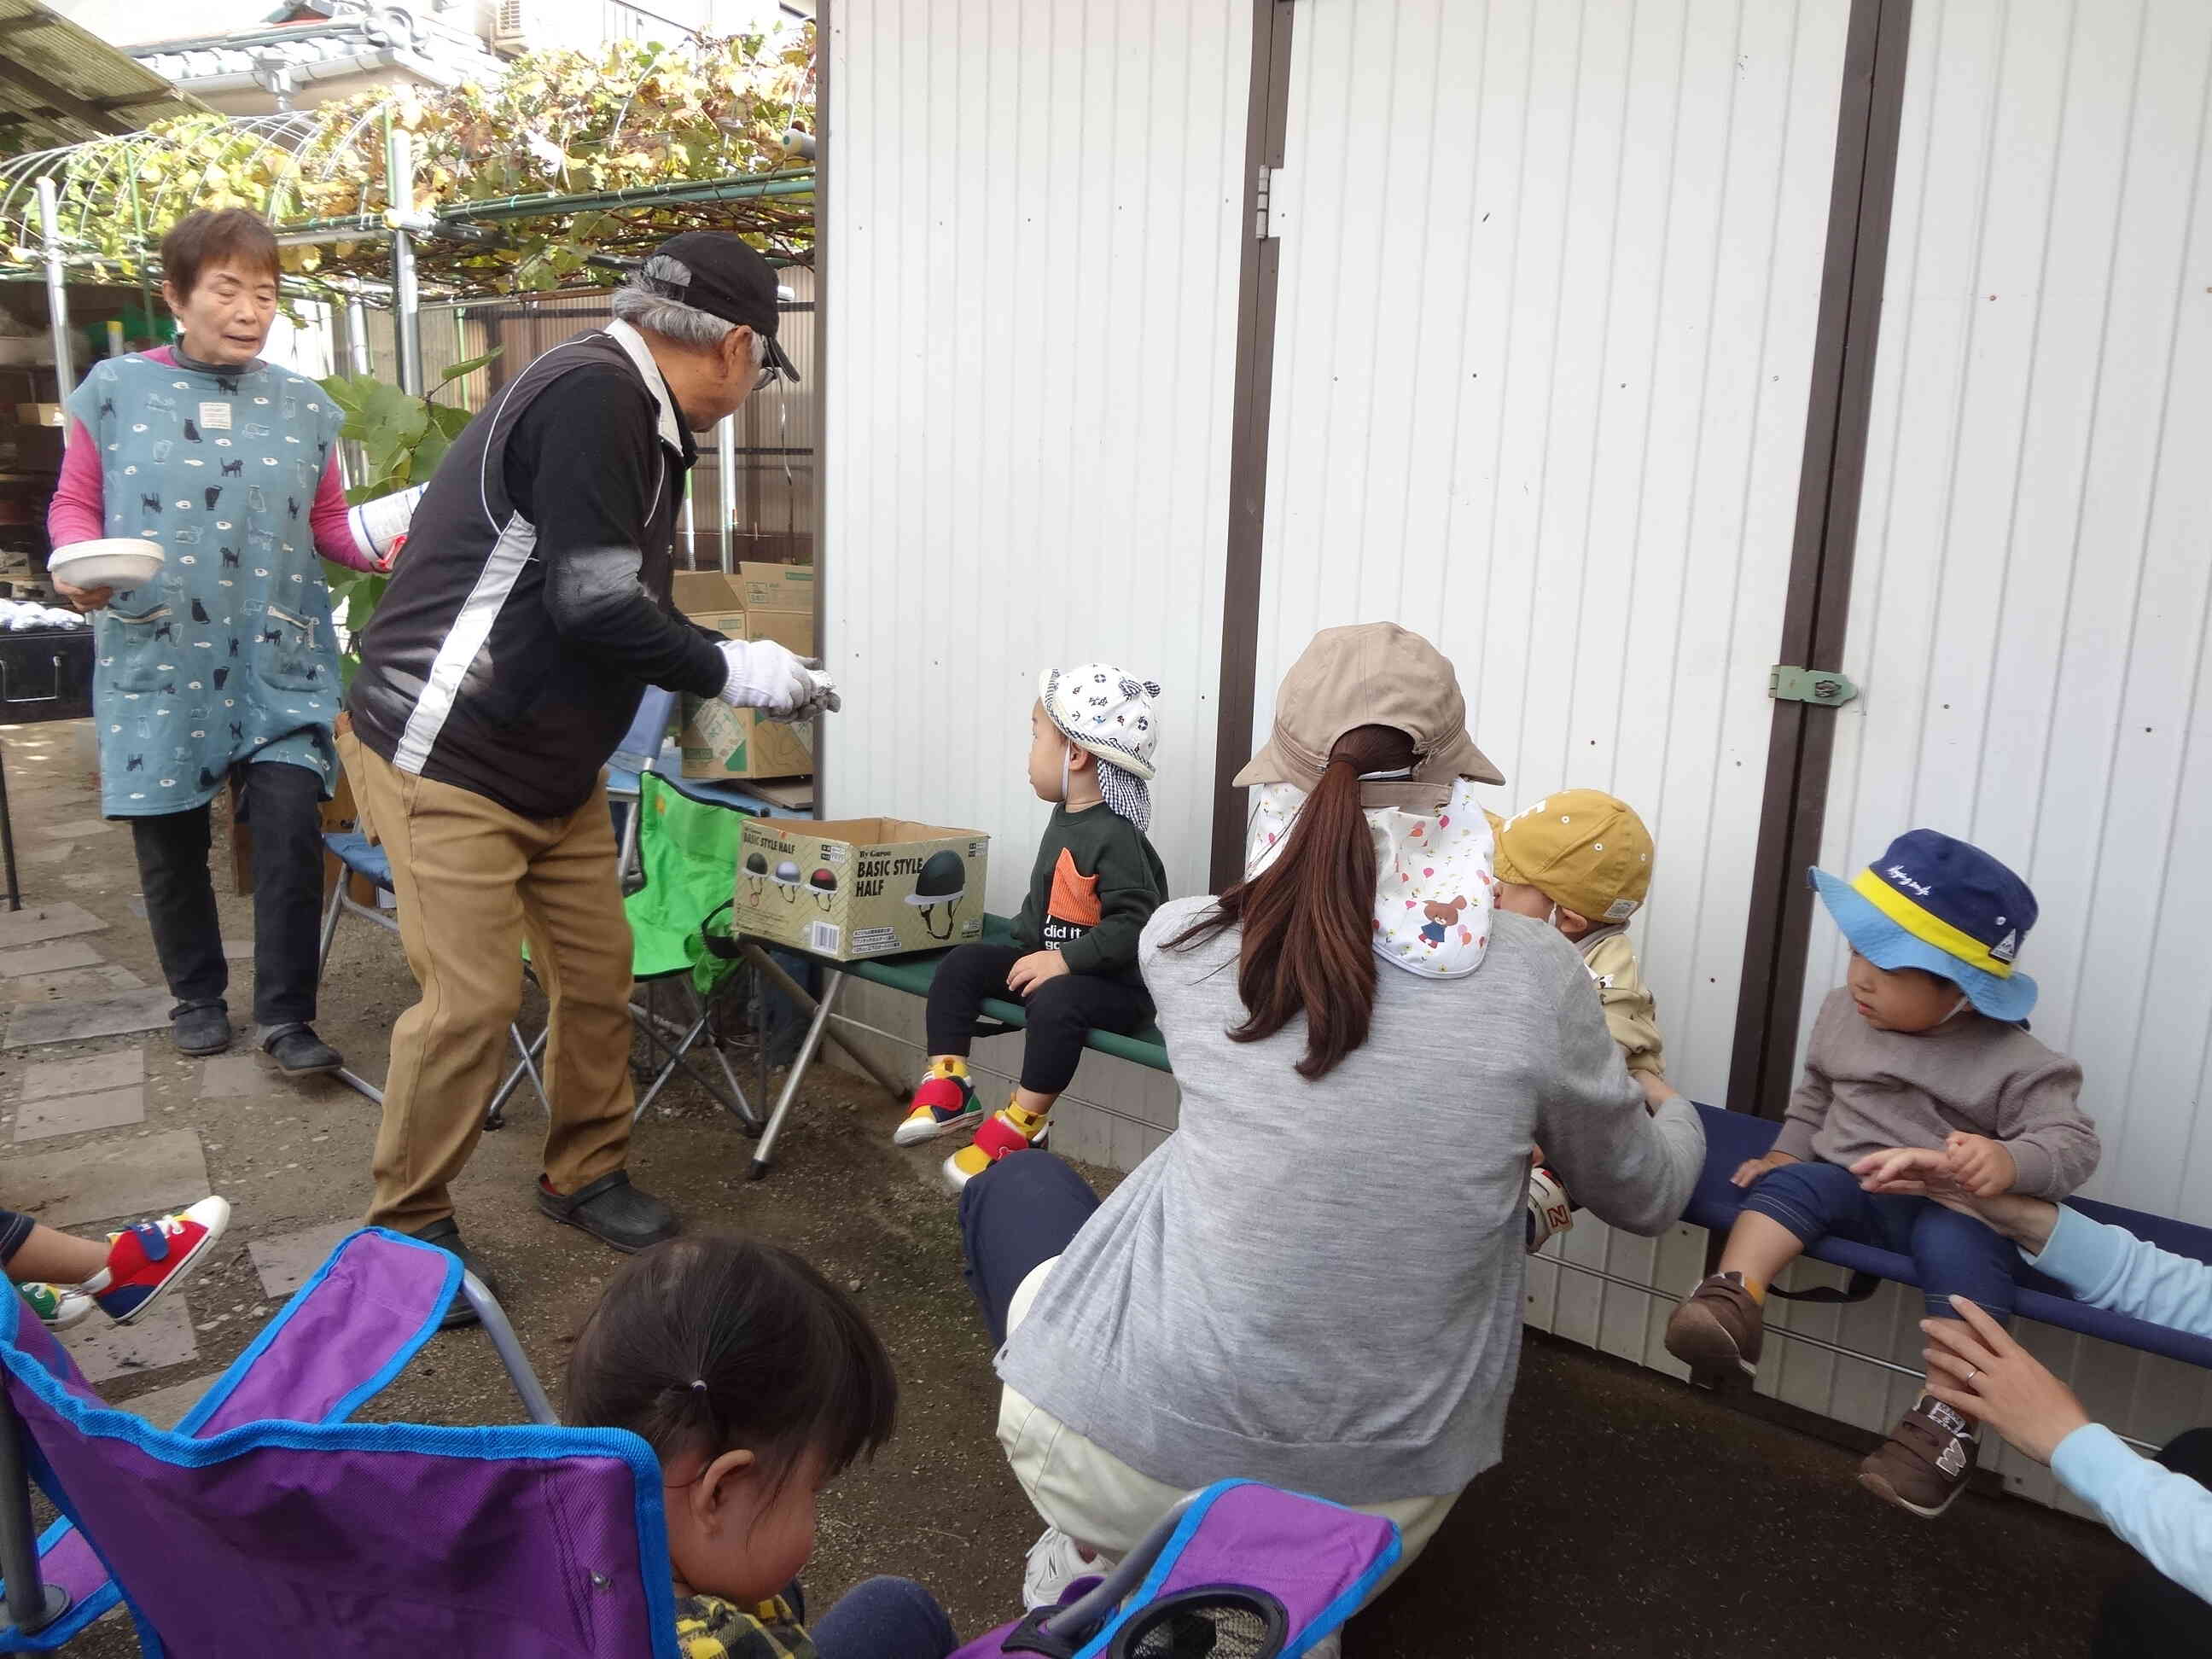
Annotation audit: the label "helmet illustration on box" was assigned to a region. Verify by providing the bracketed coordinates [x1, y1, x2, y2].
[809, 867, 837, 911]
[907, 848, 968, 940]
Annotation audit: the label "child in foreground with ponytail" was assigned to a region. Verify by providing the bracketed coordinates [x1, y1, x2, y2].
[564, 1236, 958, 1659]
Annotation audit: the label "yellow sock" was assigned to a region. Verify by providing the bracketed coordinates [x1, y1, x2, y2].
[928, 1056, 969, 1081]
[1007, 1103, 1048, 1135]
[1738, 1272, 1767, 1303]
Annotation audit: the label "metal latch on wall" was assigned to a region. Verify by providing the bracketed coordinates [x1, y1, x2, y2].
[1254, 165, 1289, 240]
[1769, 665, 1858, 707]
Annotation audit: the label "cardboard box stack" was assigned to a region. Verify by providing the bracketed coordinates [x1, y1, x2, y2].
[673, 563, 816, 782]
[731, 818, 990, 961]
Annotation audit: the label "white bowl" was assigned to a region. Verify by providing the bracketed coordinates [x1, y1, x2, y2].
[49, 538, 164, 592]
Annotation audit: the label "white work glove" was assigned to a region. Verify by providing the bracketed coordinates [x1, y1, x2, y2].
[716, 638, 841, 719]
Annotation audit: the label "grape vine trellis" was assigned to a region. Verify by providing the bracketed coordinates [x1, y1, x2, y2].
[0, 23, 816, 297]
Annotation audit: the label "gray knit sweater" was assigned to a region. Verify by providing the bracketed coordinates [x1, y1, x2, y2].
[1773, 987, 2097, 1198]
[994, 899, 1706, 1505]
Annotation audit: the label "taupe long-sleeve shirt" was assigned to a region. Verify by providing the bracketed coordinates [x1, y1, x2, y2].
[1773, 987, 2098, 1199]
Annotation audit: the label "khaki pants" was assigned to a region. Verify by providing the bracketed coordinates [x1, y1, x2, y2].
[339, 732, 635, 1232]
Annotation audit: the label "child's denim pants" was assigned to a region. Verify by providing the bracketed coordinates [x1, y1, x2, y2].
[1742, 1158, 2019, 1321]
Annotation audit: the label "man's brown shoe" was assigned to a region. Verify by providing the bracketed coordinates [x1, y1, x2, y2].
[1859, 1395, 1977, 1518]
[1662, 1271, 1763, 1388]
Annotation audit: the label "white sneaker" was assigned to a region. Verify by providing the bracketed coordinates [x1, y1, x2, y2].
[1022, 1524, 1099, 1611]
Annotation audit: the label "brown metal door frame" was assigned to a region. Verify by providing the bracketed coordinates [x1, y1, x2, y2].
[1208, 0, 1297, 894]
[1726, 0, 1915, 1116]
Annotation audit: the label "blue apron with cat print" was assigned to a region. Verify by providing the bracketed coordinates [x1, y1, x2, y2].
[66, 353, 346, 818]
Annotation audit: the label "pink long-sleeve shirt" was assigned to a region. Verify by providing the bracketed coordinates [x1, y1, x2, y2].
[48, 346, 381, 571]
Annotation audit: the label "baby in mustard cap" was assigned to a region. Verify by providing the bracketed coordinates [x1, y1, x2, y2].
[1488, 790, 1667, 1096]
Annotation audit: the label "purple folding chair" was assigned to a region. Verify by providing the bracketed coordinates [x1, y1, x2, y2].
[952, 1481, 1400, 1659]
[0, 1227, 680, 1657]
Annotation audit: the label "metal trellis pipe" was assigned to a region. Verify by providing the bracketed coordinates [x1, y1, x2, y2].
[386, 121, 422, 395]
[35, 179, 72, 393]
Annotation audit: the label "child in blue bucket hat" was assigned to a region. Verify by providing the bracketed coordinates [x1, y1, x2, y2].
[1665, 830, 2099, 1520]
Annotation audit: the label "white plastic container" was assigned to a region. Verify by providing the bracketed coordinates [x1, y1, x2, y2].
[48, 538, 164, 592]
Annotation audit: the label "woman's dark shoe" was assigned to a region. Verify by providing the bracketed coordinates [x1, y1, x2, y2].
[172, 1000, 232, 1057]
[536, 1170, 678, 1253]
[259, 1023, 342, 1076]
[404, 1217, 497, 1330]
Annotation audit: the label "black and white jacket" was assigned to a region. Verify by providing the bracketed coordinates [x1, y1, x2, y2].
[346, 321, 726, 818]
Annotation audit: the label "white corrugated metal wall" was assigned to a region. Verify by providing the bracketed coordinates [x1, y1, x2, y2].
[1248, 0, 1850, 1365]
[1753, 0, 2212, 1513]
[821, 0, 1250, 1163]
[822, 0, 2212, 1513]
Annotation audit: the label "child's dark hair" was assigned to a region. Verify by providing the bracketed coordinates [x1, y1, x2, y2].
[564, 1236, 897, 1492]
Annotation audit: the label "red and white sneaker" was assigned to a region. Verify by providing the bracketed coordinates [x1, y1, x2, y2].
[894, 1069, 982, 1146]
[90, 1196, 230, 1325]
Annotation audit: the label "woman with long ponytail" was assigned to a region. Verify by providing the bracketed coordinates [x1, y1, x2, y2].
[958, 625, 1706, 1625]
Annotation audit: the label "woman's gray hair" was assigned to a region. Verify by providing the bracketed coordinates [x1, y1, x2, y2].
[609, 273, 765, 365]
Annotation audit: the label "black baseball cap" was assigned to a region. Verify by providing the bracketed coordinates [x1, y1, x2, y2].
[639, 231, 798, 383]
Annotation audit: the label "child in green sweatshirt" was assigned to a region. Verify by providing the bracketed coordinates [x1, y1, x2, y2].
[893, 663, 1167, 1193]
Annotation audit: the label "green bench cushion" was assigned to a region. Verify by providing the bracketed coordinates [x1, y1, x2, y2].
[832, 913, 1171, 1074]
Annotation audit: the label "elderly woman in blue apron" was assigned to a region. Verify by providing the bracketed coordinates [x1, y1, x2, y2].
[47, 209, 411, 1071]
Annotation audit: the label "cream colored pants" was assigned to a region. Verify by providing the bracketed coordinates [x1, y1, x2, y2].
[996, 1260, 1463, 1598]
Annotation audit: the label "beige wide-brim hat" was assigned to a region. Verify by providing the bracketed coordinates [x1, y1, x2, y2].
[1235, 623, 1503, 808]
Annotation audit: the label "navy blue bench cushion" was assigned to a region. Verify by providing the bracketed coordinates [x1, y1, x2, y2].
[833, 913, 1171, 1074]
[1689, 1103, 2212, 1370]
[323, 830, 393, 893]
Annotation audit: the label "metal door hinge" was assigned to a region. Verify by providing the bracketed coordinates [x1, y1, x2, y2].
[1769, 666, 1858, 707]
[1254, 165, 1288, 241]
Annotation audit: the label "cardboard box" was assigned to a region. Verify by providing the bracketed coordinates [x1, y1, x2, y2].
[733, 818, 989, 960]
[737, 561, 814, 613]
[672, 571, 818, 781]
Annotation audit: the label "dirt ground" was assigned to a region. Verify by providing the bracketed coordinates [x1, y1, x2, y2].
[0, 716, 2144, 1656]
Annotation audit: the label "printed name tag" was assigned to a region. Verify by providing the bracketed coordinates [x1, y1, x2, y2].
[198, 403, 232, 431]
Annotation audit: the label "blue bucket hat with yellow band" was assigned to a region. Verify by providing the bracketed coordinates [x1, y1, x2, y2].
[1809, 829, 2039, 1022]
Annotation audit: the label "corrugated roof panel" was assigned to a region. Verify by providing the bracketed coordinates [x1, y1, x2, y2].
[0, 0, 200, 150]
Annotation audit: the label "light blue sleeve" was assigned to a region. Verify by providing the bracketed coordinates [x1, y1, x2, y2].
[2023, 1205, 2212, 1336]
[2052, 1425, 2212, 1603]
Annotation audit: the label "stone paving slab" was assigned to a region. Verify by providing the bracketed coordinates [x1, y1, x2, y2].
[14, 1085, 146, 1143]
[20, 1048, 144, 1101]
[6, 986, 172, 1049]
[3, 964, 145, 1004]
[0, 940, 102, 979]
[247, 1222, 356, 1301]
[20, 843, 74, 865]
[223, 938, 252, 962]
[6, 1127, 209, 1229]
[198, 1053, 282, 1100]
[126, 894, 147, 918]
[59, 1293, 195, 1384]
[109, 1372, 220, 1430]
[42, 819, 115, 840]
[0, 902, 108, 949]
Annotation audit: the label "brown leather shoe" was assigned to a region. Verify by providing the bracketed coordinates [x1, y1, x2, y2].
[1859, 1395, 1977, 1518]
[1663, 1272, 1764, 1388]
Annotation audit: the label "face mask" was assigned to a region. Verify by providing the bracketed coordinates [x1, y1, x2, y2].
[1247, 778, 1498, 980]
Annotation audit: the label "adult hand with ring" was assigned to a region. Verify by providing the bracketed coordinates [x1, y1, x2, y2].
[1921, 1295, 2090, 1464]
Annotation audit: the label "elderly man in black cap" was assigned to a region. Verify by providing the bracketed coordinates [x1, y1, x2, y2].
[339, 233, 833, 1307]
